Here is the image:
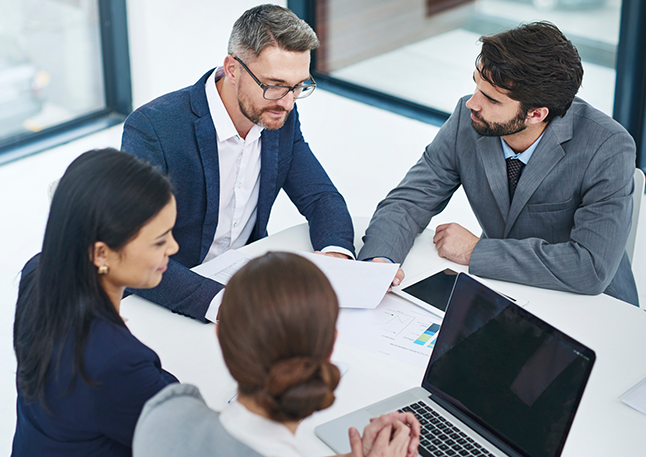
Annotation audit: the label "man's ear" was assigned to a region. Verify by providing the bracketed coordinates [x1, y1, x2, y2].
[527, 107, 549, 124]
[222, 54, 239, 83]
[91, 241, 110, 269]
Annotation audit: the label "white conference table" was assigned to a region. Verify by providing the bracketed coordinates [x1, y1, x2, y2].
[121, 217, 646, 456]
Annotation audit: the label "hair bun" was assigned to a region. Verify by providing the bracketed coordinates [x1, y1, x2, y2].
[258, 357, 340, 421]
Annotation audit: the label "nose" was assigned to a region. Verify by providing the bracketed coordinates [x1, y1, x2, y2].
[276, 92, 295, 111]
[167, 232, 179, 256]
[465, 92, 479, 111]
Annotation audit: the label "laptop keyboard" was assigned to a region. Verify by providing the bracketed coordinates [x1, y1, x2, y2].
[399, 401, 497, 457]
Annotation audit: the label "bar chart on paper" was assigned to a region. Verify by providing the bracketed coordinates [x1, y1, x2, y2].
[413, 323, 441, 349]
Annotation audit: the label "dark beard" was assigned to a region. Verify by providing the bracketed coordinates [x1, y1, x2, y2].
[470, 109, 527, 137]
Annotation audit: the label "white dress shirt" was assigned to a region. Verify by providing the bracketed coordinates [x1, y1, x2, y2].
[219, 400, 302, 457]
[204, 68, 263, 263]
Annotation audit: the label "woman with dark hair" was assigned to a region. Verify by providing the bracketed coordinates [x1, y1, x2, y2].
[12, 148, 180, 456]
[133, 252, 419, 457]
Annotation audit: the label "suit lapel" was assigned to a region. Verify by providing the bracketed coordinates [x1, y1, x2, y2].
[478, 135, 510, 220]
[504, 115, 572, 237]
[256, 130, 278, 238]
[189, 72, 221, 260]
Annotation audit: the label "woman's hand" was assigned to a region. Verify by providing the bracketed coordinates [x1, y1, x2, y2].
[346, 411, 420, 457]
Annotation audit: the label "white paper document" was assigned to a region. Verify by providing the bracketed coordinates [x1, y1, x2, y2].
[336, 294, 443, 367]
[192, 249, 250, 285]
[296, 252, 400, 309]
[621, 376, 646, 415]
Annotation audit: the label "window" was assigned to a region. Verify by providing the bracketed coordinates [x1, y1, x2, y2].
[291, 0, 646, 167]
[0, 0, 131, 165]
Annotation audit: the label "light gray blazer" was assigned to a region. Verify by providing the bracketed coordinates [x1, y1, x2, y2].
[359, 96, 639, 306]
[133, 384, 263, 457]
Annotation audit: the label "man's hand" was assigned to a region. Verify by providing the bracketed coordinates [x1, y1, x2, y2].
[369, 258, 405, 287]
[346, 411, 420, 457]
[433, 223, 480, 265]
[314, 250, 352, 260]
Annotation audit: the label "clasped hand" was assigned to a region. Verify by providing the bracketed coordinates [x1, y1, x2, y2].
[342, 411, 420, 457]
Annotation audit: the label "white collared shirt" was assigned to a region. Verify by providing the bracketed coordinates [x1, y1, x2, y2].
[204, 68, 263, 263]
[219, 400, 302, 457]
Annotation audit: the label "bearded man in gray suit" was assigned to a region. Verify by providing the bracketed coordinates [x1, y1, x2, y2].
[359, 21, 639, 306]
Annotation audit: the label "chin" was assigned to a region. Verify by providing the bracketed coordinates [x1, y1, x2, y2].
[260, 114, 288, 130]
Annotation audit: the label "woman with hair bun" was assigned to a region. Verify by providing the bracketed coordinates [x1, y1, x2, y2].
[133, 252, 420, 457]
[12, 148, 180, 456]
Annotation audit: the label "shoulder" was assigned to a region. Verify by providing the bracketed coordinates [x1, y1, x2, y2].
[134, 384, 263, 457]
[566, 97, 632, 140]
[83, 318, 160, 374]
[125, 69, 215, 127]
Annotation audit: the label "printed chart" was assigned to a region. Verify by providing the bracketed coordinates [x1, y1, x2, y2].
[337, 295, 443, 367]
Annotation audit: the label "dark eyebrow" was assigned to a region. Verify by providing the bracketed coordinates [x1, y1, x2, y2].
[480, 90, 500, 104]
[473, 70, 501, 104]
[264, 75, 311, 86]
[155, 228, 172, 240]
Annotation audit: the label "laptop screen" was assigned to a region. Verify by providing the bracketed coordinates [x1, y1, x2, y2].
[422, 274, 595, 457]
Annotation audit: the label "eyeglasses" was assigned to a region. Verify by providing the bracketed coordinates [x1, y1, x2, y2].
[234, 56, 316, 100]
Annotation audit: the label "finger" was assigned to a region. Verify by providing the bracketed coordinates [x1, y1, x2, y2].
[403, 412, 421, 438]
[392, 268, 405, 286]
[362, 413, 395, 453]
[348, 427, 365, 457]
[389, 421, 412, 453]
[373, 423, 393, 449]
[388, 412, 420, 457]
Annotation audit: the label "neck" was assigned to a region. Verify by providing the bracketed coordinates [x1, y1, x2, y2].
[99, 279, 124, 313]
[502, 122, 548, 154]
[216, 76, 253, 139]
[237, 393, 300, 434]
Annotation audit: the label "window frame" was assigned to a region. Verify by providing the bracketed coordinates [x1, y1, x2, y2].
[0, 0, 132, 165]
[290, 0, 646, 167]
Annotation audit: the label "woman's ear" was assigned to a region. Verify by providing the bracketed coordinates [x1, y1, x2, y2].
[91, 241, 110, 269]
[327, 329, 338, 363]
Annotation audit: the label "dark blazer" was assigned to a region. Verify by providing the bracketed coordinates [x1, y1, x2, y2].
[359, 96, 639, 306]
[121, 69, 355, 321]
[12, 259, 178, 456]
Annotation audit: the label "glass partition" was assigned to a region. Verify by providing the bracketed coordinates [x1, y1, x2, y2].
[315, 0, 621, 116]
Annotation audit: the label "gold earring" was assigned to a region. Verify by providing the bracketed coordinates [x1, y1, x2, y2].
[98, 266, 109, 275]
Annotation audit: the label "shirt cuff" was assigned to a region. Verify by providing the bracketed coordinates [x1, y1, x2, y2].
[204, 289, 225, 323]
[320, 246, 355, 260]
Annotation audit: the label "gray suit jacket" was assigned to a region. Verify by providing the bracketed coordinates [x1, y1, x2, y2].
[133, 384, 263, 457]
[359, 96, 639, 306]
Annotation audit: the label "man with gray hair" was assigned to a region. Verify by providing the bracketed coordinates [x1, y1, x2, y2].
[121, 4, 355, 322]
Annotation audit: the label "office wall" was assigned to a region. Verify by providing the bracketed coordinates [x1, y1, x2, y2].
[126, 0, 286, 109]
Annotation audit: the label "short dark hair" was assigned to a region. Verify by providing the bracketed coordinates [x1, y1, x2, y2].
[219, 252, 340, 422]
[477, 21, 583, 123]
[14, 148, 173, 409]
[228, 4, 319, 62]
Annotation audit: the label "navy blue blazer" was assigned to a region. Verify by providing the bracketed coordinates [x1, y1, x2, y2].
[121, 69, 354, 321]
[12, 259, 178, 456]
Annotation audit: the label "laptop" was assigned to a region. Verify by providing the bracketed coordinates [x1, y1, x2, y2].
[316, 273, 595, 457]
